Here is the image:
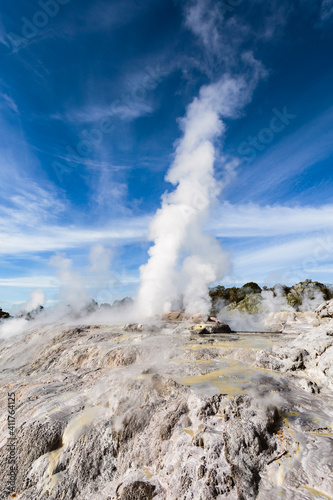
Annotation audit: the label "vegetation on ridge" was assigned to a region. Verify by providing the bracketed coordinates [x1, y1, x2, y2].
[209, 279, 333, 315]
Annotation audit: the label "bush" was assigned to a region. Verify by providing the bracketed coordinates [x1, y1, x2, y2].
[242, 282, 262, 294]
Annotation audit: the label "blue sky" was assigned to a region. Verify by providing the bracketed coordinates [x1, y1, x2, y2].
[0, 0, 333, 310]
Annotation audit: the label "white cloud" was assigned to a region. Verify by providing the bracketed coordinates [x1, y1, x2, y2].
[225, 232, 333, 286]
[0, 276, 59, 288]
[184, 0, 224, 53]
[0, 171, 148, 256]
[0, 209, 150, 255]
[211, 203, 333, 237]
[0, 184, 66, 229]
[237, 236, 331, 268]
[65, 100, 155, 124]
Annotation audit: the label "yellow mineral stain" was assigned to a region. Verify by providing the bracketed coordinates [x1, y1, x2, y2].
[185, 334, 275, 352]
[182, 429, 195, 438]
[308, 431, 333, 438]
[39, 407, 102, 499]
[39, 466, 64, 498]
[175, 364, 280, 397]
[47, 447, 63, 476]
[280, 412, 296, 436]
[302, 485, 333, 499]
[117, 333, 131, 342]
[229, 337, 274, 350]
[285, 411, 300, 417]
[142, 467, 153, 479]
[63, 406, 102, 446]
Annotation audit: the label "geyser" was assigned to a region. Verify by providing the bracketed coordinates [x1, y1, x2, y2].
[136, 71, 263, 318]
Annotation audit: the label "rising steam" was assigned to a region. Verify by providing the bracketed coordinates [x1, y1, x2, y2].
[20, 288, 45, 313]
[137, 68, 263, 318]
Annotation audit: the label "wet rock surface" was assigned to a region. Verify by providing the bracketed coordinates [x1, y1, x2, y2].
[191, 322, 234, 335]
[0, 316, 332, 499]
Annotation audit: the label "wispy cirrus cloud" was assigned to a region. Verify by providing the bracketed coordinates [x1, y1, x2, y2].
[0, 186, 150, 256]
[320, 0, 333, 22]
[3, 197, 333, 256]
[184, 0, 224, 54]
[211, 203, 333, 237]
[183, 0, 251, 73]
[228, 106, 333, 204]
[231, 233, 333, 283]
[0, 184, 66, 228]
[63, 100, 155, 124]
[0, 276, 59, 288]
[0, 92, 19, 113]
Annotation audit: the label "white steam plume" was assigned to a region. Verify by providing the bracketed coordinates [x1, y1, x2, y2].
[20, 288, 45, 313]
[50, 254, 90, 311]
[88, 244, 112, 292]
[137, 67, 263, 318]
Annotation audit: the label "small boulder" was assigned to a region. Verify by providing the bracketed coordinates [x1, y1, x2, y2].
[315, 299, 333, 320]
[0, 308, 10, 319]
[189, 313, 207, 324]
[191, 322, 233, 335]
[161, 312, 183, 322]
[120, 481, 155, 500]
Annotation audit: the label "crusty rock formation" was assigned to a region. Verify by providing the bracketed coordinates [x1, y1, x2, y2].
[315, 298, 333, 321]
[0, 318, 332, 499]
[263, 311, 318, 333]
[257, 322, 333, 390]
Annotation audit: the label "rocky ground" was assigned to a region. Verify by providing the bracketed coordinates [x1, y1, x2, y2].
[0, 302, 333, 499]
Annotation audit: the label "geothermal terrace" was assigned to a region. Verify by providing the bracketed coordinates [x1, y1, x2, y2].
[0, 305, 332, 499]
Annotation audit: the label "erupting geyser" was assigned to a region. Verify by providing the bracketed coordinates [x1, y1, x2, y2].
[136, 69, 263, 318]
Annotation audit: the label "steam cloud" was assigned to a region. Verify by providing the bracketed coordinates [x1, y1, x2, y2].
[137, 67, 264, 318]
[50, 254, 90, 311]
[49, 245, 113, 312]
[20, 288, 45, 313]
